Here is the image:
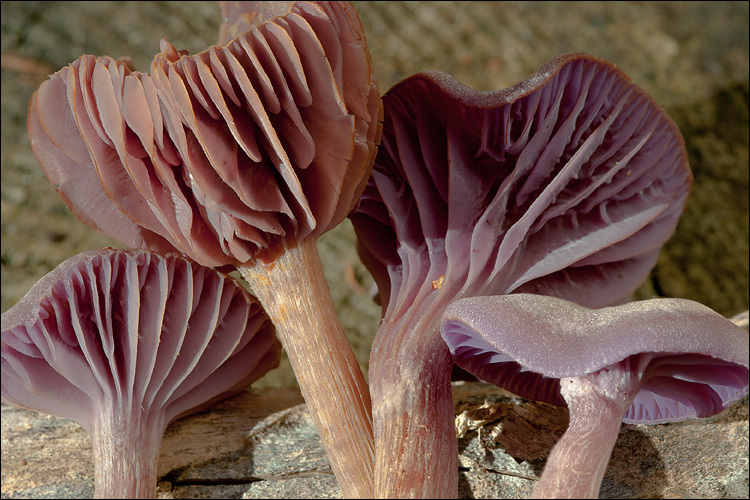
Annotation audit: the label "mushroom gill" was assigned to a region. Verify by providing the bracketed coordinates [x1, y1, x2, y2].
[1, 248, 280, 498]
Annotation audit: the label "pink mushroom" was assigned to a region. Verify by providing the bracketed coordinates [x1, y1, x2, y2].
[441, 293, 749, 499]
[1, 248, 280, 498]
[26, 2, 382, 495]
[350, 53, 692, 497]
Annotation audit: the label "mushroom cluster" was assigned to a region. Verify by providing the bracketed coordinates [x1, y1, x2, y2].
[349, 53, 692, 497]
[7, 1, 747, 499]
[26, 1, 381, 496]
[2, 248, 280, 498]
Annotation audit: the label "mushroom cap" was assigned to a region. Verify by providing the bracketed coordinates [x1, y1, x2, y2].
[1, 248, 280, 433]
[350, 53, 691, 318]
[441, 294, 749, 423]
[28, 1, 382, 267]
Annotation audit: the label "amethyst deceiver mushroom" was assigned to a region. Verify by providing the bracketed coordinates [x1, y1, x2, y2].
[349, 53, 691, 497]
[26, 2, 381, 495]
[441, 294, 749, 499]
[1, 248, 280, 498]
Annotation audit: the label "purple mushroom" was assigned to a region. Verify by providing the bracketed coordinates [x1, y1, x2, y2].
[441, 293, 749, 498]
[26, 2, 382, 495]
[1, 248, 280, 498]
[350, 53, 692, 497]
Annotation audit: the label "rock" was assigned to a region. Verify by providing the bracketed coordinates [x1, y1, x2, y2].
[2, 382, 747, 498]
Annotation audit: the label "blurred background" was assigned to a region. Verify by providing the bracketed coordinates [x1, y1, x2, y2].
[2, 1, 748, 388]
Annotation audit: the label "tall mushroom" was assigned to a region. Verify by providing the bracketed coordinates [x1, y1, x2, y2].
[26, 2, 382, 496]
[440, 293, 749, 499]
[349, 53, 691, 497]
[1, 248, 280, 498]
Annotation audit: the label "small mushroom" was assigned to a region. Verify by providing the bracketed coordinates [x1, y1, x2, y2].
[1, 248, 280, 498]
[440, 294, 749, 499]
[27, 2, 382, 495]
[350, 53, 691, 496]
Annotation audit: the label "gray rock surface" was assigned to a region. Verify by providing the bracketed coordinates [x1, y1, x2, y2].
[2, 382, 747, 498]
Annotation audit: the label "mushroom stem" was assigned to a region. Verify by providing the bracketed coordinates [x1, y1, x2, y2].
[239, 237, 373, 498]
[91, 405, 165, 499]
[532, 363, 641, 499]
[370, 310, 457, 498]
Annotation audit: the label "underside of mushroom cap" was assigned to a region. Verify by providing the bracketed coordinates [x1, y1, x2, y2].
[351, 53, 691, 318]
[29, 1, 382, 268]
[1, 248, 280, 433]
[441, 294, 749, 423]
[218, 2, 298, 44]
